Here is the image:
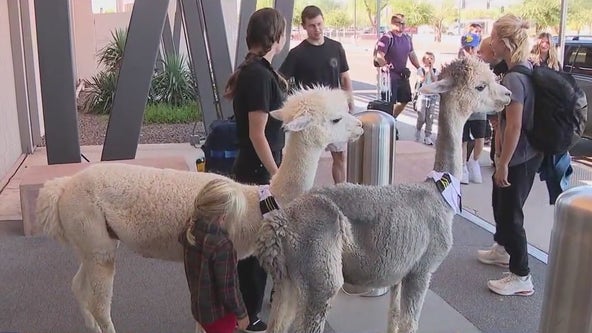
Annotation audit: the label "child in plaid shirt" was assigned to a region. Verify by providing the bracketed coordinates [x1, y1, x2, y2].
[179, 178, 249, 333]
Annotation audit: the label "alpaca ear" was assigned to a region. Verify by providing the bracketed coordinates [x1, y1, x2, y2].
[419, 78, 454, 95]
[283, 113, 313, 132]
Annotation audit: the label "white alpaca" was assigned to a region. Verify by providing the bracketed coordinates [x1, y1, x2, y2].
[256, 57, 512, 333]
[36, 87, 363, 333]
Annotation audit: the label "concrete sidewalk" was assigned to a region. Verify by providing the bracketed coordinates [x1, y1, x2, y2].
[0, 142, 487, 333]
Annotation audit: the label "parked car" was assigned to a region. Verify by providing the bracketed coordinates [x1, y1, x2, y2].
[563, 36, 592, 156]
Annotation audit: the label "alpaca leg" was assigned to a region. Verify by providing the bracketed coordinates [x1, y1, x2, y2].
[292, 294, 330, 333]
[399, 272, 432, 333]
[267, 281, 297, 333]
[72, 262, 101, 333]
[387, 283, 401, 333]
[83, 258, 117, 333]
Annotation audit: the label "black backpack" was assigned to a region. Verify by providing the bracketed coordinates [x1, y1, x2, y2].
[201, 117, 239, 176]
[510, 65, 588, 154]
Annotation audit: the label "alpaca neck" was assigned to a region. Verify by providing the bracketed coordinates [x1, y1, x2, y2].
[433, 97, 465, 179]
[270, 134, 323, 205]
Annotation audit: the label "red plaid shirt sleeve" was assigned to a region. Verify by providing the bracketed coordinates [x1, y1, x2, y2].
[212, 241, 248, 319]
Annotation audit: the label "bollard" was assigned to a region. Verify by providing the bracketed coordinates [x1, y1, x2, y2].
[539, 185, 592, 333]
[347, 110, 396, 186]
[345, 110, 396, 298]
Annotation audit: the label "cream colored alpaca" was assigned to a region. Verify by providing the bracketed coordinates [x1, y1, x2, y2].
[36, 87, 363, 333]
[256, 57, 512, 333]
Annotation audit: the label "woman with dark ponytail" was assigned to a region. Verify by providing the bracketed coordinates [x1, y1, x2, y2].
[223, 7, 287, 332]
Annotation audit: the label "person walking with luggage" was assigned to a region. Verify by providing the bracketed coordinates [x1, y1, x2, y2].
[279, 5, 353, 184]
[373, 14, 421, 119]
[414, 52, 439, 145]
[477, 14, 543, 296]
[223, 7, 287, 331]
[179, 179, 250, 333]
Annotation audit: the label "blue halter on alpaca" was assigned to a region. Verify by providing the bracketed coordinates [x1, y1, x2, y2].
[258, 185, 280, 217]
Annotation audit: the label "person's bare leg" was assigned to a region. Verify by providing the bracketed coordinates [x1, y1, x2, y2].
[462, 142, 469, 162]
[472, 138, 485, 161]
[393, 102, 408, 118]
[331, 151, 346, 184]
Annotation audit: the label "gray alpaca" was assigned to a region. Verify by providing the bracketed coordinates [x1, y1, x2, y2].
[256, 57, 512, 333]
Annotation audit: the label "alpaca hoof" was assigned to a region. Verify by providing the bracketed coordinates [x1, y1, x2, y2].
[360, 287, 389, 297]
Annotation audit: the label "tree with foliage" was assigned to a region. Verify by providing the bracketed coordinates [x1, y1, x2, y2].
[256, 0, 274, 9]
[512, 0, 560, 33]
[390, 0, 433, 28]
[325, 8, 354, 28]
[357, 0, 389, 31]
[429, 0, 458, 42]
[567, 0, 592, 34]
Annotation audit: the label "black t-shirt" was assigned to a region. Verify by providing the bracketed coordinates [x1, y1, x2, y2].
[492, 60, 509, 76]
[233, 57, 285, 153]
[279, 37, 349, 89]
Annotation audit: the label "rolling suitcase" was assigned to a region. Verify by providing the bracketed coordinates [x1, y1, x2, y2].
[367, 69, 398, 139]
[367, 69, 394, 114]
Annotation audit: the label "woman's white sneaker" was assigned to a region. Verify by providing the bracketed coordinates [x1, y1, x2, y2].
[488, 272, 534, 296]
[467, 158, 483, 183]
[477, 242, 510, 267]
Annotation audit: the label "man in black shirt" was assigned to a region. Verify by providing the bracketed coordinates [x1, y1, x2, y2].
[280, 5, 354, 184]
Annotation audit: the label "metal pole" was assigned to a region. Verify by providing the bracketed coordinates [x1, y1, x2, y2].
[457, 0, 462, 35]
[354, 0, 357, 41]
[557, 0, 568, 65]
[376, 0, 381, 38]
[539, 186, 592, 333]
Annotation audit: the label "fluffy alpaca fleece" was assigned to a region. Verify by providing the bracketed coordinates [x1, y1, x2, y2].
[256, 57, 512, 333]
[36, 87, 363, 333]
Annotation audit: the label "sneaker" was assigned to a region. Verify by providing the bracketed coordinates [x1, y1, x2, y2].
[461, 165, 469, 184]
[245, 319, 267, 332]
[467, 159, 483, 183]
[423, 136, 434, 145]
[488, 272, 534, 296]
[477, 242, 510, 267]
[415, 130, 421, 142]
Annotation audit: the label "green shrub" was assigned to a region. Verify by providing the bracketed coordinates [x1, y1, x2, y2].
[143, 102, 201, 124]
[149, 54, 196, 106]
[82, 70, 118, 114]
[98, 28, 127, 72]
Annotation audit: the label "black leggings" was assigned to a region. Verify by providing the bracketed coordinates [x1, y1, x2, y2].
[232, 150, 282, 322]
[492, 155, 543, 276]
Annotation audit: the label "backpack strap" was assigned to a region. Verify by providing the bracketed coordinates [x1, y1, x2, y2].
[385, 31, 394, 54]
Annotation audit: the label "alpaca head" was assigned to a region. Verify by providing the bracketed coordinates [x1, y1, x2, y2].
[270, 86, 363, 148]
[420, 56, 511, 122]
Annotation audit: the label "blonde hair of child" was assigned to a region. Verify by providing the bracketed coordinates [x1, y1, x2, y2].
[492, 14, 531, 64]
[422, 52, 435, 64]
[186, 178, 247, 246]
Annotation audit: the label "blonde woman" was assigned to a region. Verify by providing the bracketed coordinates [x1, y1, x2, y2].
[179, 179, 249, 333]
[477, 14, 543, 297]
[529, 32, 561, 71]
